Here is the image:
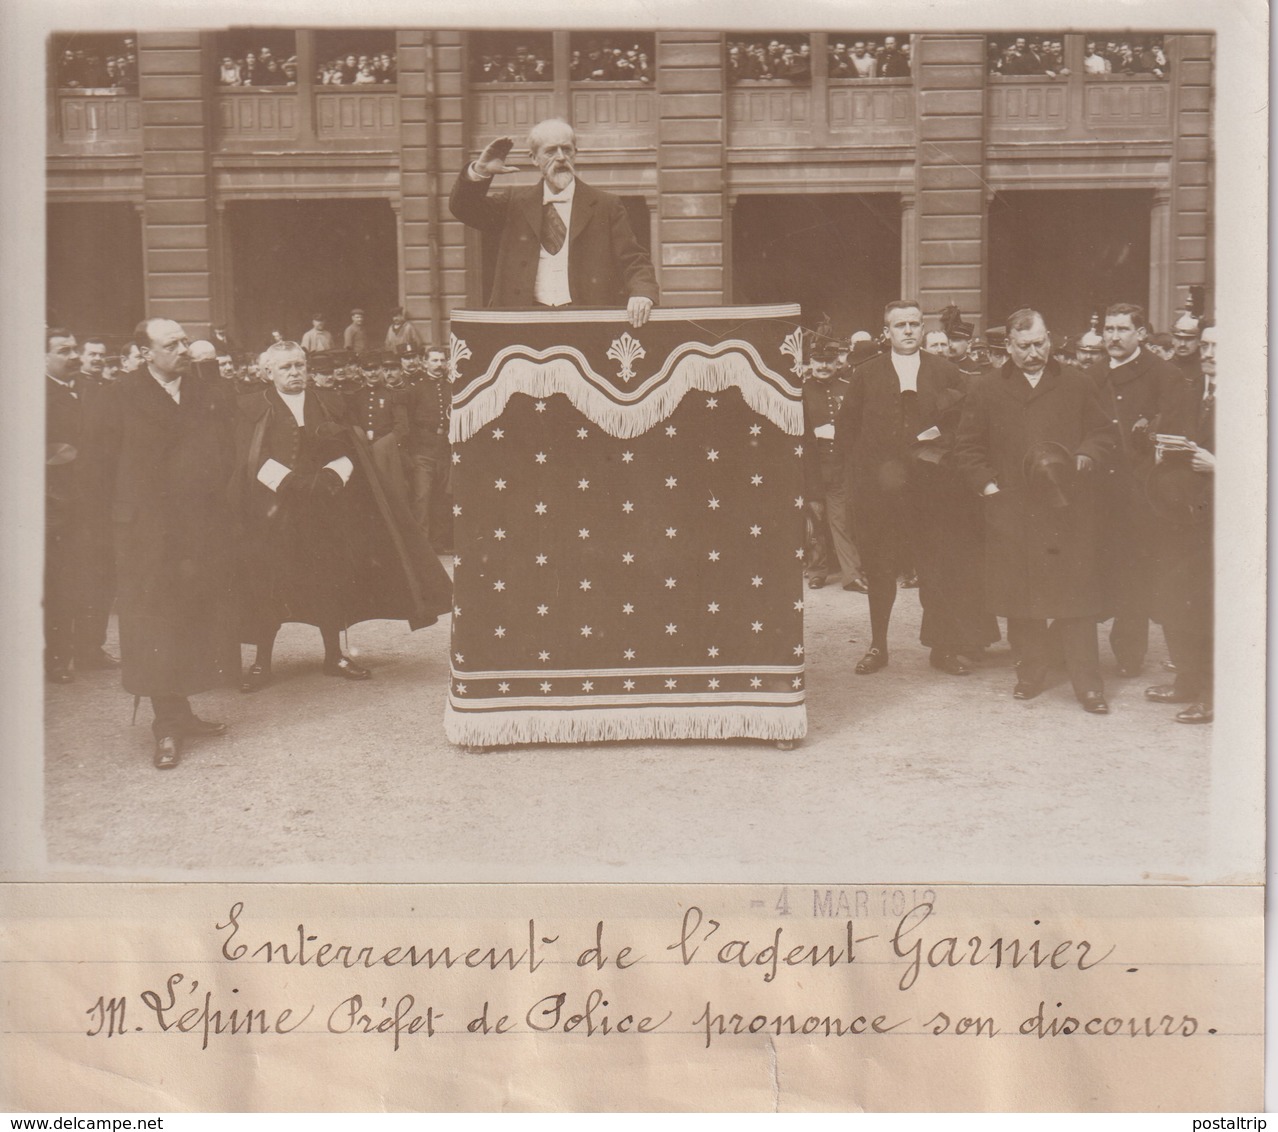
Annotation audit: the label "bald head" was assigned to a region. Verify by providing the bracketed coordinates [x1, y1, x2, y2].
[134, 318, 192, 380]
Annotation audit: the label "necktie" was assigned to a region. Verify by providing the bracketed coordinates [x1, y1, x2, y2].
[541, 201, 566, 255]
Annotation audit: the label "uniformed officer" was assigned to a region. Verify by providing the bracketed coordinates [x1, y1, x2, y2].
[801, 340, 867, 592]
[405, 344, 454, 551]
[346, 352, 410, 508]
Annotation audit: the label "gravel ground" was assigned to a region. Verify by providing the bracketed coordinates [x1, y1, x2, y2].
[42, 559, 1211, 883]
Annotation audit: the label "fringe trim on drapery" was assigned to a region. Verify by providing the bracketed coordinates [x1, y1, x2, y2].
[451, 346, 804, 444]
[444, 704, 807, 747]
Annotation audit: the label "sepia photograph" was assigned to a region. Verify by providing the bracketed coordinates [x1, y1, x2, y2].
[3, 0, 1263, 890]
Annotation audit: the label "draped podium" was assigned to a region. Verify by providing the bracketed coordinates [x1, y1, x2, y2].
[444, 305, 808, 747]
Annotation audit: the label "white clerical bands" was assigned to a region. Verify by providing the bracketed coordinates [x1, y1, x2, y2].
[256, 457, 354, 493]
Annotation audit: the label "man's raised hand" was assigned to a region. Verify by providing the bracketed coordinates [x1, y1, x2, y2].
[474, 136, 521, 178]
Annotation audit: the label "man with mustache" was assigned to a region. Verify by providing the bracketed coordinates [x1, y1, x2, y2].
[449, 118, 658, 327]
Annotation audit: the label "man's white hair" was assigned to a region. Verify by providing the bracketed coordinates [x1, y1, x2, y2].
[527, 118, 576, 153]
[258, 339, 305, 369]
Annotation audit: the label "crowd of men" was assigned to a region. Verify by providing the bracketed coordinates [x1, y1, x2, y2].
[799, 301, 1214, 722]
[986, 35, 1169, 78]
[826, 37, 913, 79]
[55, 39, 138, 92]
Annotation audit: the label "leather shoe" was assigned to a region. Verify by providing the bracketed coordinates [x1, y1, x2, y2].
[1080, 692, 1110, 715]
[180, 716, 228, 738]
[324, 656, 371, 680]
[1012, 680, 1043, 700]
[930, 651, 970, 676]
[899, 572, 919, 589]
[842, 575, 869, 593]
[240, 663, 271, 693]
[153, 736, 180, 770]
[1145, 684, 1192, 704]
[1175, 702, 1213, 724]
[46, 661, 74, 684]
[855, 647, 888, 675]
[807, 575, 827, 590]
[77, 648, 120, 670]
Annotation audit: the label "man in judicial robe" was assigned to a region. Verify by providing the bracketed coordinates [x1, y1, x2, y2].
[835, 300, 995, 677]
[232, 341, 452, 692]
[954, 308, 1118, 714]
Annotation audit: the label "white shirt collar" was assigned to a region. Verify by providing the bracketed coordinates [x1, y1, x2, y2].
[890, 350, 922, 391]
[1108, 348, 1140, 369]
[543, 177, 577, 205]
[148, 364, 181, 389]
[47, 373, 75, 388]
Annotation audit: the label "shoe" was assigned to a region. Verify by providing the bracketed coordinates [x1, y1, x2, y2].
[153, 736, 181, 770]
[240, 663, 271, 693]
[1175, 702, 1213, 724]
[1012, 680, 1043, 700]
[842, 575, 869, 593]
[1080, 692, 1110, 715]
[324, 656, 371, 680]
[46, 661, 74, 684]
[808, 575, 827, 590]
[1145, 684, 1192, 704]
[899, 573, 919, 589]
[929, 651, 971, 676]
[77, 648, 120, 670]
[180, 716, 228, 737]
[855, 647, 888, 675]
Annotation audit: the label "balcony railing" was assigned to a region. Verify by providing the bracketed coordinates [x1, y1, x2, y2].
[315, 89, 398, 139]
[571, 86, 656, 148]
[987, 73, 1173, 141]
[217, 89, 299, 140]
[215, 88, 399, 146]
[728, 77, 913, 147]
[55, 91, 142, 150]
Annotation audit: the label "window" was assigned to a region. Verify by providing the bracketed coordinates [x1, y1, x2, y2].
[986, 34, 1069, 77]
[726, 34, 812, 84]
[470, 32, 553, 83]
[52, 32, 138, 93]
[1082, 34, 1169, 78]
[215, 28, 299, 88]
[568, 32, 655, 83]
[827, 34, 912, 79]
[313, 29, 398, 86]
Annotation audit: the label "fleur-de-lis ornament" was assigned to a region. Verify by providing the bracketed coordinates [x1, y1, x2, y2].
[448, 334, 472, 383]
[780, 329, 805, 377]
[606, 332, 646, 383]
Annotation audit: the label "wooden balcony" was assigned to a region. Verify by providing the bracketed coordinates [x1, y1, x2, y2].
[315, 89, 398, 139]
[55, 92, 142, 152]
[571, 86, 656, 149]
[728, 78, 913, 147]
[471, 86, 557, 135]
[988, 74, 1173, 142]
[217, 89, 299, 141]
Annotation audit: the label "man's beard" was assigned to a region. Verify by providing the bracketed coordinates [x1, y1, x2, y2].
[544, 163, 574, 192]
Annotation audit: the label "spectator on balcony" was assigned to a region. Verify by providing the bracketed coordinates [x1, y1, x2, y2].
[998, 37, 1041, 76]
[339, 54, 359, 83]
[777, 45, 811, 81]
[1084, 42, 1110, 74]
[1133, 40, 1169, 78]
[877, 36, 910, 77]
[281, 58, 298, 85]
[827, 42, 850, 77]
[261, 58, 285, 86]
[377, 53, 397, 83]
[241, 52, 262, 86]
[1039, 40, 1069, 77]
[849, 41, 877, 78]
[219, 56, 243, 85]
[354, 62, 378, 84]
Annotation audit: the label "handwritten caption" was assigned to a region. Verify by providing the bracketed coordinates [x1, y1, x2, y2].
[82, 896, 1209, 1051]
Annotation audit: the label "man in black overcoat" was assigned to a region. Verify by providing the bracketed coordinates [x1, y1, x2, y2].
[835, 299, 996, 677]
[44, 328, 118, 681]
[954, 308, 1118, 714]
[102, 318, 241, 768]
[1094, 302, 1186, 676]
[232, 341, 452, 692]
[1144, 324, 1215, 723]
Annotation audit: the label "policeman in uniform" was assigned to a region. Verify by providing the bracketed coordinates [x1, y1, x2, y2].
[802, 340, 867, 592]
[405, 344, 453, 551]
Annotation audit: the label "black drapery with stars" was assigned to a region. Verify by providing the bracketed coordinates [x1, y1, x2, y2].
[444, 305, 808, 746]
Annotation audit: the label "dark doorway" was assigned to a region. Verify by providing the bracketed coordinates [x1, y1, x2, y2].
[731, 194, 900, 337]
[478, 195, 651, 307]
[227, 198, 398, 355]
[47, 202, 145, 348]
[989, 190, 1151, 336]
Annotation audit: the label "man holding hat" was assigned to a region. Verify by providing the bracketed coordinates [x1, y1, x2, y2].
[954, 307, 1118, 713]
